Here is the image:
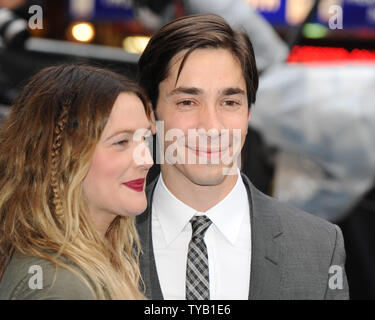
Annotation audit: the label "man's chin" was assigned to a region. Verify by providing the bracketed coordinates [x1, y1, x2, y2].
[177, 163, 230, 187]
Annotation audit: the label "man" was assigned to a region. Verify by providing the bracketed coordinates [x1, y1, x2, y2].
[136, 14, 349, 300]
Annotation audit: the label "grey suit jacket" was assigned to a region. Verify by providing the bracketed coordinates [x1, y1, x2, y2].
[136, 173, 349, 300]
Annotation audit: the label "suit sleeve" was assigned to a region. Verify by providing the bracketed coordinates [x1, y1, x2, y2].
[324, 224, 349, 300]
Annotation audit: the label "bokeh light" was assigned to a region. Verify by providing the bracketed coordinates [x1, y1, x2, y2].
[71, 22, 95, 42]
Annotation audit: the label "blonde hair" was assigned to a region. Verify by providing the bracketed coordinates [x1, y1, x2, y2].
[0, 64, 151, 299]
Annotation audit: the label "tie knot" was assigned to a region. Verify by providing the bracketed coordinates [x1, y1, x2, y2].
[190, 215, 212, 239]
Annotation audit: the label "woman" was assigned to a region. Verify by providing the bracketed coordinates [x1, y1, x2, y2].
[0, 64, 153, 299]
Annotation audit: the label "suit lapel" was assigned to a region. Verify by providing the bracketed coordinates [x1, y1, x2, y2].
[136, 178, 164, 300]
[241, 174, 283, 300]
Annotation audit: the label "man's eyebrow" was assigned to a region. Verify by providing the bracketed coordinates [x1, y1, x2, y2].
[106, 126, 152, 140]
[220, 87, 246, 96]
[168, 87, 204, 96]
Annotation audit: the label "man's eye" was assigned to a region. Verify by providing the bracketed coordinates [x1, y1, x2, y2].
[177, 100, 194, 106]
[223, 100, 239, 106]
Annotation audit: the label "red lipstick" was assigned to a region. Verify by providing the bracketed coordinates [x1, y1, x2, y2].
[123, 178, 145, 192]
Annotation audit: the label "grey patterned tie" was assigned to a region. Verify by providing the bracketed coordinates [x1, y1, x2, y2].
[186, 215, 212, 300]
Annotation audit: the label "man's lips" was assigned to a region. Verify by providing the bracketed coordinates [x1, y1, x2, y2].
[123, 178, 145, 192]
[186, 146, 230, 155]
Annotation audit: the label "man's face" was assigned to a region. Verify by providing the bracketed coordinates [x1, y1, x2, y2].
[156, 48, 250, 187]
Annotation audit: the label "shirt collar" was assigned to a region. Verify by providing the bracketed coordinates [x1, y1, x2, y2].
[153, 169, 249, 246]
[153, 175, 196, 245]
[201, 170, 249, 245]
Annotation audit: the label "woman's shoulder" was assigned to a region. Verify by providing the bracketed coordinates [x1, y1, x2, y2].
[0, 251, 95, 300]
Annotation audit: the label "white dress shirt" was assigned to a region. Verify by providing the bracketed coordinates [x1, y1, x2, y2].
[152, 170, 251, 300]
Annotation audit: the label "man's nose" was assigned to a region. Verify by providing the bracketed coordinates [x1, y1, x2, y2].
[197, 104, 224, 132]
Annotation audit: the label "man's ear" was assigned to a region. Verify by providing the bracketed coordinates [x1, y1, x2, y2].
[248, 109, 251, 122]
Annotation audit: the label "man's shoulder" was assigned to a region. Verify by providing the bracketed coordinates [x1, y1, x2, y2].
[243, 173, 339, 246]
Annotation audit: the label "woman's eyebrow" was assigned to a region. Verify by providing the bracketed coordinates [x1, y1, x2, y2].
[106, 125, 152, 140]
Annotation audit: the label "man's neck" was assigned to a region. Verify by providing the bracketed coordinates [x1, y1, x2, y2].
[160, 165, 239, 212]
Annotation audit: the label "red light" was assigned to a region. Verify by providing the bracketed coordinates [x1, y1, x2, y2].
[287, 46, 375, 65]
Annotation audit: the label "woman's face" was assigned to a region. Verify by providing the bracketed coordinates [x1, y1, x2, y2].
[83, 92, 153, 234]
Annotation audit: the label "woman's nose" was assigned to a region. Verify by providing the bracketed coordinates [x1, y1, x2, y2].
[134, 141, 154, 170]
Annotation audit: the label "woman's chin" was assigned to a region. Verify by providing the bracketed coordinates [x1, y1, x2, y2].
[120, 199, 148, 217]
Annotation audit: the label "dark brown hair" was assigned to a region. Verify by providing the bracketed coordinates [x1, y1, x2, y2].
[138, 14, 259, 110]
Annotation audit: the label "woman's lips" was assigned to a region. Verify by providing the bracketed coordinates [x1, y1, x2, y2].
[123, 178, 145, 192]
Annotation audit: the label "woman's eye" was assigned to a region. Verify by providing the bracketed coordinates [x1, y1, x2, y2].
[114, 139, 129, 146]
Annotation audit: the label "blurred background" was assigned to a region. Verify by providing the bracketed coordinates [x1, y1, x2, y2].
[1, 0, 375, 299]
